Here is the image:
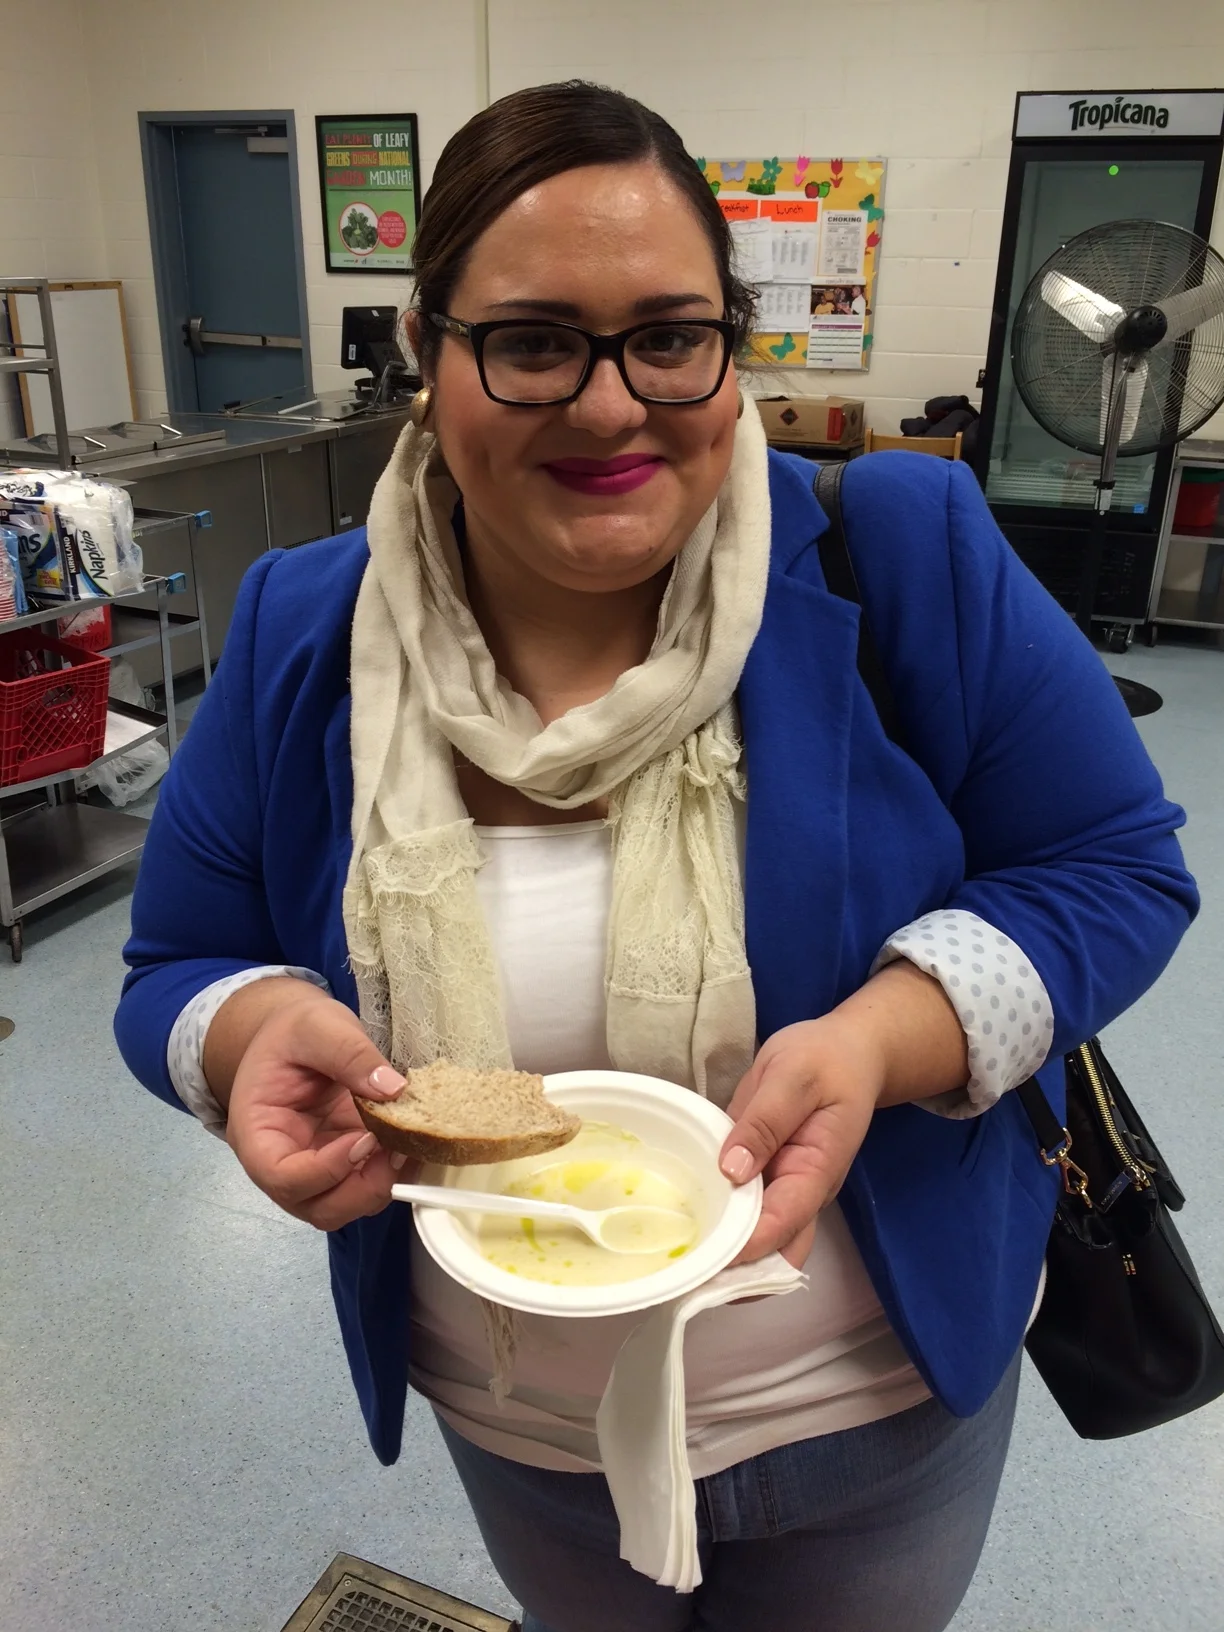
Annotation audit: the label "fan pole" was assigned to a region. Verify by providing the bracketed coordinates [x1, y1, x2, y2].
[1074, 359, 1131, 636]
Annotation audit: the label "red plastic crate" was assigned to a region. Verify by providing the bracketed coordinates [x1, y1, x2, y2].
[0, 630, 110, 787]
[1173, 475, 1223, 531]
[57, 601, 113, 653]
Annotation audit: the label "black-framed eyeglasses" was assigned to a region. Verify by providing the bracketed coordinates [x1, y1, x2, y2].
[428, 312, 736, 407]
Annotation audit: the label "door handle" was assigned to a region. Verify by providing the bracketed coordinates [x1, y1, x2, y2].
[184, 317, 302, 353]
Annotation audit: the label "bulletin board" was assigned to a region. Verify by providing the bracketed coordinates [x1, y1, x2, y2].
[696, 157, 886, 370]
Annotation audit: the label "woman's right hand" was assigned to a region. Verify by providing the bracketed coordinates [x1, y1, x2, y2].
[210, 980, 409, 1231]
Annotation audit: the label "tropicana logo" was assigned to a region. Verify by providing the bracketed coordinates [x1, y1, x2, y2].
[1069, 96, 1171, 131]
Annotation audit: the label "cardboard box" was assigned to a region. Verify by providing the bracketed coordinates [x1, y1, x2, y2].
[755, 395, 865, 448]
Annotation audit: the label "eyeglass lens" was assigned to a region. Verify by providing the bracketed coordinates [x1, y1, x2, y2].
[481, 323, 726, 403]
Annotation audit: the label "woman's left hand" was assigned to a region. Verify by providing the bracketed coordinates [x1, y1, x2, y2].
[720, 1014, 885, 1267]
[720, 959, 970, 1267]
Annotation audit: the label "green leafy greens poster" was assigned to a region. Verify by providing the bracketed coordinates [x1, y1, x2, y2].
[316, 114, 420, 272]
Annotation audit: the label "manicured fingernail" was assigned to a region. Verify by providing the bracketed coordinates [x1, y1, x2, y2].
[390, 1151, 408, 1171]
[349, 1132, 379, 1164]
[368, 1066, 405, 1096]
[721, 1146, 754, 1183]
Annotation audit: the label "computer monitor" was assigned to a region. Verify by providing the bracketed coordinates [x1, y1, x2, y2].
[340, 306, 402, 378]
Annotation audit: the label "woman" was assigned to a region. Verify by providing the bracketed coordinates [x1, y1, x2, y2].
[116, 82, 1196, 1632]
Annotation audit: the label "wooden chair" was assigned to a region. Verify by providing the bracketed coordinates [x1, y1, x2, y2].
[863, 429, 963, 459]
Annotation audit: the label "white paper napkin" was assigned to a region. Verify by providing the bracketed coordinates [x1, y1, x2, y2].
[594, 1253, 807, 1591]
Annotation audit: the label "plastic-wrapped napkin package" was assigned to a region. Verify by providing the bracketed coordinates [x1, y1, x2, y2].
[0, 469, 143, 601]
[0, 525, 27, 618]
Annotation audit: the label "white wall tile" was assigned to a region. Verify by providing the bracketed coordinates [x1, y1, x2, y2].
[0, 0, 106, 304]
[0, 158, 38, 200]
[968, 209, 1004, 261]
[885, 157, 1010, 212]
[872, 304, 986, 356]
[106, 238, 157, 284]
[915, 257, 1000, 310]
[4, 0, 1223, 430]
[136, 385, 170, 418]
[2, 241, 49, 278]
[880, 210, 975, 260]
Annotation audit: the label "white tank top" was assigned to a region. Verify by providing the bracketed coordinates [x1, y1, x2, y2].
[408, 822, 929, 1478]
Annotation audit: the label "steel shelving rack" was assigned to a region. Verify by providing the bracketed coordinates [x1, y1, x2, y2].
[1, 278, 212, 960]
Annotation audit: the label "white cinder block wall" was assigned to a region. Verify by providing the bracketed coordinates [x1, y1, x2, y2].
[73, 0, 483, 417]
[0, 0, 109, 434]
[488, 0, 1224, 432]
[4, 0, 1224, 433]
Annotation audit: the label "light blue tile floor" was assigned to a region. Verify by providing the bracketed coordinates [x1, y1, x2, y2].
[1, 641, 1221, 1631]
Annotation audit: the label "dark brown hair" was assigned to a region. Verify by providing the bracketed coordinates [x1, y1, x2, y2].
[411, 81, 755, 372]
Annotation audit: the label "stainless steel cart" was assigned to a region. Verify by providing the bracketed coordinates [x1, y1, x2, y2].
[0, 508, 212, 961]
[1148, 439, 1224, 642]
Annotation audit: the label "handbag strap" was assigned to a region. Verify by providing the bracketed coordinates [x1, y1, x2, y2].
[814, 462, 905, 750]
[811, 459, 1068, 1157]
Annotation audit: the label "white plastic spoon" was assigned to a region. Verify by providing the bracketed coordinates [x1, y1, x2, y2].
[391, 1181, 697, 1256]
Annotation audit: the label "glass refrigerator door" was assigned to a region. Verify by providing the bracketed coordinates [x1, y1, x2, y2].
[986, 156, 1206, 516]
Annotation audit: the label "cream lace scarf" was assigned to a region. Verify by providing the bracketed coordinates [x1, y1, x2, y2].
[342, 397, 771, 1111]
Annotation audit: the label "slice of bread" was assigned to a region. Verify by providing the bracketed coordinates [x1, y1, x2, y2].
[355, 1058, 581, 1166]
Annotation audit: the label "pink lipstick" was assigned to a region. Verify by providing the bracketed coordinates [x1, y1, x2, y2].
[543, 453, 664, 496]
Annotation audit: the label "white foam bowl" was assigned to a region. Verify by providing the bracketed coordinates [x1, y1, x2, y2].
[410, 1070, 762, 1318]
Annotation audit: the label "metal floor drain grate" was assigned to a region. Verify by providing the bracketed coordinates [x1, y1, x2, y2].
[280, 1553, 518, 1632]
[318, 1588, 451, 1629]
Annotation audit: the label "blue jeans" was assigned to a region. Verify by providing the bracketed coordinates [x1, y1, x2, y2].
[436, 1351, 1022, 1632]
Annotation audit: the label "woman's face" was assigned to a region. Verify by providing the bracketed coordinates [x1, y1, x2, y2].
[428, 161, 739, 596]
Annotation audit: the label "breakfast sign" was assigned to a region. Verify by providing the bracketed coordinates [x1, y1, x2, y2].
[315, 113, 421, 272]
[698, 157, 886, 371]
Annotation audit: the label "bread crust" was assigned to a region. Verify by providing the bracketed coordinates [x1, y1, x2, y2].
[354, 1098, 580, 1166]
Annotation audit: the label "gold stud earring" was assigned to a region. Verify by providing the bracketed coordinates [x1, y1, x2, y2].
[410, 385, 435, 428]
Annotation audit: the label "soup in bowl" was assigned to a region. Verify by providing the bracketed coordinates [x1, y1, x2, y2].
[410, 1070, 763, 1318]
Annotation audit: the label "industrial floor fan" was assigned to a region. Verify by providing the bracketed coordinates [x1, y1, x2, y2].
[1012, 219, 1224, 715]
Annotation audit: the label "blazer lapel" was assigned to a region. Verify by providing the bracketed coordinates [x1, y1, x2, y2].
[741, 454, 864, 1035]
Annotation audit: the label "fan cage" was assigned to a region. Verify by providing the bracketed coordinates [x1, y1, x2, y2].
[1011, 219, 1224, 458]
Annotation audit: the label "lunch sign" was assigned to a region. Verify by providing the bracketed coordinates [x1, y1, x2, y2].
[316, 114, 421, 272]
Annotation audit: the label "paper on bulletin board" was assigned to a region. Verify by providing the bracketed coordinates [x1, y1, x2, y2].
[699, 156, 885, 370]
[753, 283, 811, 332]
[729, 219, 775, 284]
[807, 314, 866, 369]
[773, 224, 820, 280]
[817, 211, 868, 281]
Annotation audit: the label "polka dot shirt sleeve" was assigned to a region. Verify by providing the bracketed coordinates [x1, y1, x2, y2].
[871, 910, 1054, 1119]
[167, 966, 330, 1138]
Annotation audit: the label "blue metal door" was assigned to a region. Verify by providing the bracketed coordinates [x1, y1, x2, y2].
[171, 125, 306, 411]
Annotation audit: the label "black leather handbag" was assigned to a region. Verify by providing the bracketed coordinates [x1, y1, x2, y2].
[813, 458, 1224, 1438]
[1016, 1041, 1224, 1436]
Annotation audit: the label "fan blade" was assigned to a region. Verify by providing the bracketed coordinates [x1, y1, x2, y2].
[1099, 358, 1148, 445]
[1157, 281, 1224, 344]
[1042, 270, 1123, 341]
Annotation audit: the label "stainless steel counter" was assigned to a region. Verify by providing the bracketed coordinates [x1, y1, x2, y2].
[23, 409, 402, 480]
[4, 405, 410, 684]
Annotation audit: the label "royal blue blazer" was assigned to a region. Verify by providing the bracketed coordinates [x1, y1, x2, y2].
[116, 450, 1197, 1464]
